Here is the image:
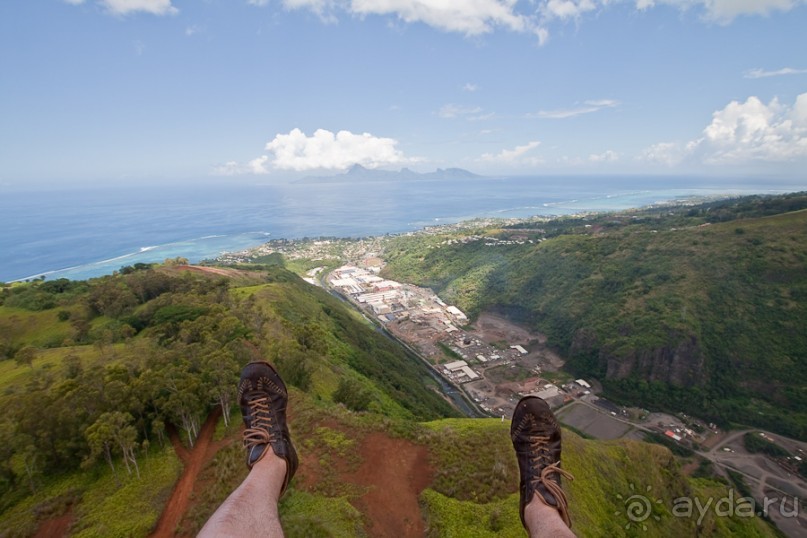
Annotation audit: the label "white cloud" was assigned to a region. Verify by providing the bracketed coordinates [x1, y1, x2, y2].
[462, 83, 478, 92]
[248, 155, 271, 174]
[531, 99, 619, 119]
[438, 104, 483, 119]
[700, 93, 807, 162]
[589, 150, 619, 162]
[249, 0, 544, 40]
[241, 0, 806, 44]
[264, 128, 413, 171]
[534, 26, 550, 45]
[66, 0, 178, 15]
[214, 129, 415, 175]
[541, 0, 599, 20]
[185, 25, 204, 37]
[349, 0, 529, 35]
[638, 142, 687, 166]
[100, 0, 177, 15]
[480, 140, 542, 163]
[635, 0, 807, 23]
[744, 67, 807, 79]
[640, 93, 807, 166]
[213, 161, 247, 176]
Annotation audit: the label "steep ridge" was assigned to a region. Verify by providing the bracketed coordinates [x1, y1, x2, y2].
[0, 251, 787, 536]
[382, 194, 807, 439]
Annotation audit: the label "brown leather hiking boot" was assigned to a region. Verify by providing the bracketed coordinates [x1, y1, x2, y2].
[238, 361, 298, 495]
[511, 396, 573, 530]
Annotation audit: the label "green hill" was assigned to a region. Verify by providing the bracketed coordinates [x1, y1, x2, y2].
[0, 263, 782, 536]
[382, 193, 807, 440]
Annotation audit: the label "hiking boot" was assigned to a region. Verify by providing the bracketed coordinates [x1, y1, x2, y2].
[511, 396, 573, 530]
[238, 361, 298, 495]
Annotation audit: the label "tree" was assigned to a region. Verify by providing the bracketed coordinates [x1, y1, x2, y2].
[333, 378, 373, 412]
[106, 412, 140, 478]
[14, 346, 36, 369]
[201, 347, 239, 427]
[84, 415, 119, 485]
[84, 412, 141, 481]
[62, 354, 82, 379]
[144, 357, 206, 448]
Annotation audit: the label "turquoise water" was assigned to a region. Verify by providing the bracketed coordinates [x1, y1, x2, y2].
[1, 176, 803, 282]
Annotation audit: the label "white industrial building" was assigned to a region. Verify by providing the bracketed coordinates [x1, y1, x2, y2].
[446, 306, 468, 322]
[444, 360, 468, 371]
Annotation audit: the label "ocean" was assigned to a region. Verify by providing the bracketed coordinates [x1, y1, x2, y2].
[1, 175, 803, 282]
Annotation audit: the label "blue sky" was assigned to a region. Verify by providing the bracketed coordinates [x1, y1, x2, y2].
[1, 0, 806, 183]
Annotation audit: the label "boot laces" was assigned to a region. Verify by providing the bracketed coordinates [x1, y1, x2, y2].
[243, 396, 274, 450]
[527, 434, 573, 526]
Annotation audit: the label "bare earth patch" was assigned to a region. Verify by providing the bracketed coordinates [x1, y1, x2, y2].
[33, 508, 73, 538]
[150, 409, 221, 538]
[351, 432, 433, 538]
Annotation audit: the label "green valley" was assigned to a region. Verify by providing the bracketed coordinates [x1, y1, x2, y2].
[381, 193, 807, 440]
[1, 194, 802, 536]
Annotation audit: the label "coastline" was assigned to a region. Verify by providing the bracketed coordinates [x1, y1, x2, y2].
[5, 183, 802, 283]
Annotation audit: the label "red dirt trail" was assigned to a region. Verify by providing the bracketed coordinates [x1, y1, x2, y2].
[149, 409, 221, 538]
[32, 509, 73, 538]
[351, 432, 434, 537]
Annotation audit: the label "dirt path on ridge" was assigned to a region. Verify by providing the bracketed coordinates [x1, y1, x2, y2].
[350, 432, 434, 538]
[150, 409, 221, 538]
[32, 508, 73, 538]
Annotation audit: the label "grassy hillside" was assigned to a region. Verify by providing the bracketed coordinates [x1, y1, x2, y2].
[0, 265, 455, 536]
[0, 262, 785, 536]
[382, 194, 807, 439]
[179, 401, 777, 537]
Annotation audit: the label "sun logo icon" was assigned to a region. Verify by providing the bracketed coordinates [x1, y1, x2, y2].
[614, 483, 663, 531]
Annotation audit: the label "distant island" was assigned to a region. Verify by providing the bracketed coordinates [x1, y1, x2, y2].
[294, 164, 482, 184]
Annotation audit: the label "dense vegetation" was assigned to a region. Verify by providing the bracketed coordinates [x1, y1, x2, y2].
[1, 195, 796, 536]
[383, 193, 807, 439]
[0, 264, 456, 535]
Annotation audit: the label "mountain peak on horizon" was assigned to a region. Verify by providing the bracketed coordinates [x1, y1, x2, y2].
[297, 165, 482, 184]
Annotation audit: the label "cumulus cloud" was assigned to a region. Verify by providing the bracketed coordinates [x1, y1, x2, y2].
[640, 92, 807, 166]
[238, 0, 806, 44]
[531, 99, 619, 119]
[245, 0, 544, 40]
[480, 140, 542, 163]
[215, 129, 415, 175]
[700, 93, 807, 162]
[264, 128, 413, 170]
[541, 0, 599, 20]
[744, 67, 807, 79]
[66, 0, 178, 15]
[349, 0, 529, 35]
[462, 83, 479, 92]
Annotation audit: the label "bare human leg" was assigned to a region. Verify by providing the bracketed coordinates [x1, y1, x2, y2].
[197, 454, 287, 537]
[198, 361, 298, 538]
[524, 495, 575, 538]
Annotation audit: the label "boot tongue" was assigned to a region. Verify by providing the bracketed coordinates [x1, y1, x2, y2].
[247, 443, 268, 467]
